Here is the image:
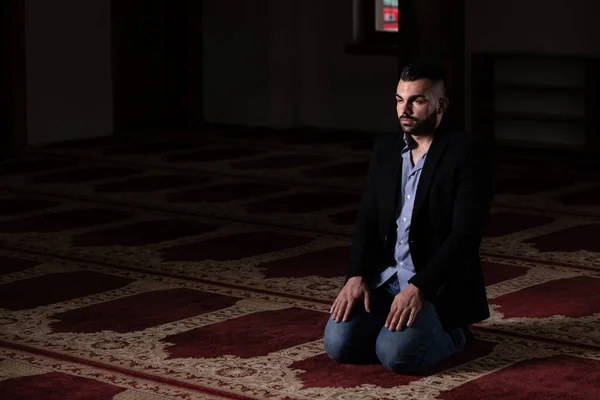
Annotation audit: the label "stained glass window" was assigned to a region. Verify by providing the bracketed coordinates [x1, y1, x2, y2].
[377, 0, 398, 32]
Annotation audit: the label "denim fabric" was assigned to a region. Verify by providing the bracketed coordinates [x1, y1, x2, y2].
[324, 276, 466, 373]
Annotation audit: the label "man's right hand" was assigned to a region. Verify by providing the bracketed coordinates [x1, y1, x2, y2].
[329, 276, 371, 323]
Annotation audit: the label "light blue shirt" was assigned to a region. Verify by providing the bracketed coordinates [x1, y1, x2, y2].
[373, 134, 429, 291]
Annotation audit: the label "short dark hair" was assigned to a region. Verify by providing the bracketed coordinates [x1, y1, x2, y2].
[399, 62, 446, 87]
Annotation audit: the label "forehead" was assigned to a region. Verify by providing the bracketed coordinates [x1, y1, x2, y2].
[396, 78, 435, 96]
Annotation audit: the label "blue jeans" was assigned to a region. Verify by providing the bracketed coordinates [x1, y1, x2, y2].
[323, 277, 467, 373]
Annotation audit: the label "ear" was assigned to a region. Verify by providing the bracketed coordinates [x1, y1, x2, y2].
[438, 97, 449, 114]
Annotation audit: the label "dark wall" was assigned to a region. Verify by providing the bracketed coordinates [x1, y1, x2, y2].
[465, 0, 600, 148]
[201, 0, 400, 133]
[1, 0, 26, 156]
[24, 0, 113, 145]
[112, 0, 203, 134]
[203, 0, 600, 135]
[9, 0, 600, 145]
[399, 0, 465, 130]
[466, 0, 600, 56]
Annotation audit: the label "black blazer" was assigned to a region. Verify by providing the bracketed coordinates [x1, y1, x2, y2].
[347, 128, 495, 330]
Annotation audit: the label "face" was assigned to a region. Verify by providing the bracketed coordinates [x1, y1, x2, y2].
[395, 78, 448, 136]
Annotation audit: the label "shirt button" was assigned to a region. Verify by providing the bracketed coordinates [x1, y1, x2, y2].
[399, 262, 404, 266]
[406, 195, 411, 199]
[403, 217, 407, 222]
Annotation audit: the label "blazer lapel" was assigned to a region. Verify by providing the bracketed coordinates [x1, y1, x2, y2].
[384, 134, 405, 222]
[411, 129, 450, 219]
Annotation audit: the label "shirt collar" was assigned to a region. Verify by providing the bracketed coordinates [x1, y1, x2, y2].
[401, 133, 413, 153]
[402, 132, 434, 158]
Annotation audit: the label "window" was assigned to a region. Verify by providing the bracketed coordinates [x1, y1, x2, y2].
[348, 0, 398, 55]
[376, 0, 398, 32]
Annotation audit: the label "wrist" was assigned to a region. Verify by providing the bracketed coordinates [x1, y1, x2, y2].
[347, 276, 365, 283]
[409, 283, 423, 297]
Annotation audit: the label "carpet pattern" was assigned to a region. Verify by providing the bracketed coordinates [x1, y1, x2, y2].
[0, 130, 599, 399]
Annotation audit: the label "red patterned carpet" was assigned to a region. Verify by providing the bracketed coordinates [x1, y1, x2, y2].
[0, 129, 599, 399]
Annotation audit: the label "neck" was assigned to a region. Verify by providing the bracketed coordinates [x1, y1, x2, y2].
[410, 132, 434, 150]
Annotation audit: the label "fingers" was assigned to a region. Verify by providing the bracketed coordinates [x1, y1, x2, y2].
[364, 291, 371, 314]
[387, 307, 421, 331]
[334, 301, 345, 322]
[385, 307, 412, 332]
[330, 297, 352, 323]
[342, 298, 355, 322]
[330, 283, 370, 322]
[331, 298, 343, 322]
[385, 307, 395, 330]
[395, 308, 409, 331]
[329, 297, 338, 314]
[406, 308, 417, 327]
[386, 310, 402, 331]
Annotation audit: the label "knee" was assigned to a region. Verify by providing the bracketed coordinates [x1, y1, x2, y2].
[376, 333, 427, 374]
[324, 337, 348, 363]
[323, 322, 351, 363]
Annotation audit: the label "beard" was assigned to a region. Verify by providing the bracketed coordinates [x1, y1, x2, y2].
[399, 108, 438, 136]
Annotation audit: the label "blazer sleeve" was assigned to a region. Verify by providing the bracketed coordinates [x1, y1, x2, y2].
[346, 136, 384, 281]
[408, 136, 495, 298]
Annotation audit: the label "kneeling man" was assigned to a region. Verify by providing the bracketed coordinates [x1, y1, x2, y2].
[324, 62, 494, 373]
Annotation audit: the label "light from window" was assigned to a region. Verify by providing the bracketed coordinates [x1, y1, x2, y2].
[376, 0, 398, 32]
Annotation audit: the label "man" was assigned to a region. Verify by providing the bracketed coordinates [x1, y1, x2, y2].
[323, 62, 494, 374]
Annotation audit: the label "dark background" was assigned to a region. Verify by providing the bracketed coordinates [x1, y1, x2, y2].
[2, 0, 600, 157]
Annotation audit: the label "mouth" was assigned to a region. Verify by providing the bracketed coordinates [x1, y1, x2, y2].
[400, 118, 415, 124]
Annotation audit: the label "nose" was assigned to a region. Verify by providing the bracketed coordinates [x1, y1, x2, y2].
[397, 101, 412, 116]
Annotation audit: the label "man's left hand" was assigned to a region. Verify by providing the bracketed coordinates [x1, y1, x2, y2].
[385, 283, 423, 331]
